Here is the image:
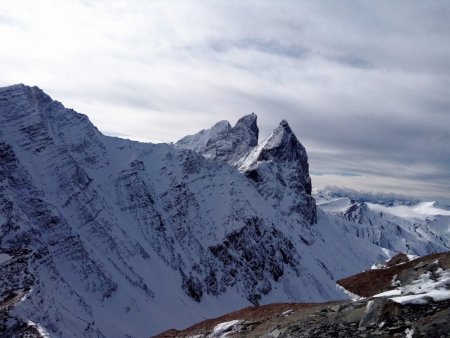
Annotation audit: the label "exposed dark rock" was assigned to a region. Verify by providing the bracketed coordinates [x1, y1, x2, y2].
[176, 113, 259, 165]
[386, 252, 409, 267]
[237, 120, 316, 224]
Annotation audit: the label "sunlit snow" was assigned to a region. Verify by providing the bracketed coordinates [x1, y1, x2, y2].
[0, 253, 12, 265]
[210, 320, 242, 337]
[367, 201, 450, 220]
[373, 267, 450, 305]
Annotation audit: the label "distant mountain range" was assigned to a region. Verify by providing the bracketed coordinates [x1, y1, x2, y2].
[0, 84, 448, 337]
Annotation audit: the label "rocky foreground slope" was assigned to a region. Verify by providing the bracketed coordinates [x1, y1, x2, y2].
[155, 252, 450, 338]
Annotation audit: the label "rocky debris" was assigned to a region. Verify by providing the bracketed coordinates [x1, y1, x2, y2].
[153, 302, 341, 338]
[278, 298, 450, 338]
[386, 252, 410, 267]
[0, 318, 45, 338]
[156, 252, 450, 338]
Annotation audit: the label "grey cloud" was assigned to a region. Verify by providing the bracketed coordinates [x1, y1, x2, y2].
[0, 0, 449, 202]
[327, 54, 373, 69]
[207, 38, 310, 60]
[315, 186, 422, 205]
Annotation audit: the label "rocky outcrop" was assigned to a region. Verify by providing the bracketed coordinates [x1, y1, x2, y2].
[176, 113, 258, 165]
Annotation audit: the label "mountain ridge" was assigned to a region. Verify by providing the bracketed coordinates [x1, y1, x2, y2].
[0, 84, 447, 337]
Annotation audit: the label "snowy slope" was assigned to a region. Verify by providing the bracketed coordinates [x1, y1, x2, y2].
[0, 84, 444, 338]
[316, 193, 450, 255]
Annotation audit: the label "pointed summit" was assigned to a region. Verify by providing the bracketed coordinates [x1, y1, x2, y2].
[238, 119, 308, 169]
[279, 119, 289, 128]
[234, 112, 259, 147]
[257, 119, 307, 163]
[237, 119, 315, 224]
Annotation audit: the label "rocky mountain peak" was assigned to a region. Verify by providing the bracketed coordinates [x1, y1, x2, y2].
[175, 113, 259, 164]
[235, 119, 315, 224]
[233, 112, 259, 147]
[253, 119, 307, 164]
[210, 120, 232, 134]
[236, 112, 257, 126]
[177, 114, 316, 224]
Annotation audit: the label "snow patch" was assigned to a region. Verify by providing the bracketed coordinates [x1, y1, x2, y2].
[373, 289, 402, 298]
[281, 309, 293, 317]
[210, 320, 242, 337]
[336, 284, 362, 301]
[367, 202, 450, 220]
[386, 268, 450, 304]
[406, 254, 418, 261]
[19, 288, 33, 303]
[405, 328, 414, 338]
[27, 320, 51, 338]
[391, 274, 401, 287]
[0, 253, 12, 265]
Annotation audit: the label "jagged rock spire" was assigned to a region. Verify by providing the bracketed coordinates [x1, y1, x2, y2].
[253, 119, 308, 164]
[176, 113, 259, 164]
[237, 119, 315, 223]
[234, 112, 259, 148]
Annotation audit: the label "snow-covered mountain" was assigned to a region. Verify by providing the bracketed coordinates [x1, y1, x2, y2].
[0, 84, 447, 337]
[315, 191, 450, 255]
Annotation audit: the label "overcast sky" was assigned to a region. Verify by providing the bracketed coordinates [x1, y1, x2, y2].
[1, 1, 449, 202]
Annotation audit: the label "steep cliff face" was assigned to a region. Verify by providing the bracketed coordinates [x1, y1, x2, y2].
[237, 120, 316, 225]
[0, 84, 443, 337]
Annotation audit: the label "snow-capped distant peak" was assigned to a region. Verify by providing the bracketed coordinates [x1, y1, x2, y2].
[367, 201, 450, 220]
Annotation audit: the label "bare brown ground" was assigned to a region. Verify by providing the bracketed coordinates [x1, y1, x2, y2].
[153, 301, 342, 338]
[337, 251, 450, 297]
